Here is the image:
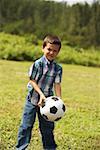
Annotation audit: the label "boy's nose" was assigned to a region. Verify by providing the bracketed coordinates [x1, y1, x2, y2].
[50, 51, 53, 54]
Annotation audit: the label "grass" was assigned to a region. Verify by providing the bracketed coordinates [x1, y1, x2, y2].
[0, 60, 100, 150]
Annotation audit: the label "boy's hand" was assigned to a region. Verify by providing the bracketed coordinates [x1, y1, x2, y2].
[38, 94, 46, 107]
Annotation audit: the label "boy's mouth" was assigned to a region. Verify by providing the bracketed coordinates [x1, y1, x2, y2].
[48, 56, 54, 59]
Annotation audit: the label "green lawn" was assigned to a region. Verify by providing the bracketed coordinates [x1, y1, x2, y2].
[0, 60, 100, 150]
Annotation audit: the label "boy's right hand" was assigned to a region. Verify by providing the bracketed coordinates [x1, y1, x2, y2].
[38, 94, 46, 107]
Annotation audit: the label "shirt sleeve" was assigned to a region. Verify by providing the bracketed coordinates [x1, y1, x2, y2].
[54, 65, 62, 83]
[28, 63, 38, 80]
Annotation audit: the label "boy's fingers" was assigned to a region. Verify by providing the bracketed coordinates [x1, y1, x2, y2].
[38, 100, 42, 106]
[38, 99, 45, 107]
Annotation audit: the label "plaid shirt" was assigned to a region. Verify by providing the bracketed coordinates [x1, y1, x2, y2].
[27, 55, 62, 105]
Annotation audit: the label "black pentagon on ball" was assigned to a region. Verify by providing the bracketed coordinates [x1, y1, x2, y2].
[52, 96, 59, 101]
[62, 104, 66, 112]
[50, 106, 57, 114]
[42, 114, 48, 120]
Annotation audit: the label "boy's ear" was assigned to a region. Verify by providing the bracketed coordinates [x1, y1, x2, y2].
[42, 48, 44, 52]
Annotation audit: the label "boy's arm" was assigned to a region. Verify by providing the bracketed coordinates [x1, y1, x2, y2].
[54, 83, 62, 98]
[29, 80, 46, 106]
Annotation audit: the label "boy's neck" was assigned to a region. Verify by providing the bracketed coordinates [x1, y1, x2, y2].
[43, 55, 54, 64]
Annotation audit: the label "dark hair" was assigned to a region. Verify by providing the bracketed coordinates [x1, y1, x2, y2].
[43, 35, 61, 50]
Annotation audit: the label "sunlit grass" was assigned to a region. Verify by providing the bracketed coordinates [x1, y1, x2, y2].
[0, 60, 100, 150]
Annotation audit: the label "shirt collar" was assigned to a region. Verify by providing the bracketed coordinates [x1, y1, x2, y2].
[42, 55, 54, 66]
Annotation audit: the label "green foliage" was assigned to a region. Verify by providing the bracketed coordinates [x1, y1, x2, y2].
[57, 45, 100, 67]
[0, 32, 100, 67]
[0, 32, 42, 61]
[2, 20, 25, 34]
[0, 0, 100, 47]
[0, 60, 100, 149]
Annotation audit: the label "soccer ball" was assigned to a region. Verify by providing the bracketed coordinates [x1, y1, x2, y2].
[40, 96, 66, 122]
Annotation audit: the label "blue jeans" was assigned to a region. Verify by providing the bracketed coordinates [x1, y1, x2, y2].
[16, 98, 57, 150]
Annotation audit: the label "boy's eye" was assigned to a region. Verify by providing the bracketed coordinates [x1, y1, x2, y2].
[54, 50, 57, 52]
[47, 48, 51, 51]
[47, 48, 58, 53]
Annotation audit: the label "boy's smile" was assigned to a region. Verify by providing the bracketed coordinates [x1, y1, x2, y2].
[42, 43, 60, 61]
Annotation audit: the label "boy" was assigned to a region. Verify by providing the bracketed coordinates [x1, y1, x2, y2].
[16, 35, 63, 150]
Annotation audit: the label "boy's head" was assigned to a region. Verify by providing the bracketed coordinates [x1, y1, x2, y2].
[42, 35, 61, 61]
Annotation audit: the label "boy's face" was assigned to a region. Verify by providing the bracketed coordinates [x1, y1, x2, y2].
[42, 43, 60, 61]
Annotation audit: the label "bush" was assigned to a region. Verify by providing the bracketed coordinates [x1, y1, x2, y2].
[0, 32, 100, 67]
[0, 32, 42, 61]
